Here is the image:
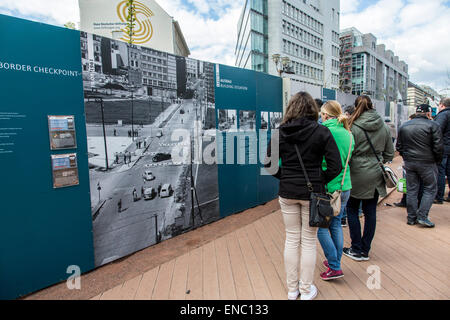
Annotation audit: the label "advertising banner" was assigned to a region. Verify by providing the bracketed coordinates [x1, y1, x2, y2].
[79, 0, 174, 54]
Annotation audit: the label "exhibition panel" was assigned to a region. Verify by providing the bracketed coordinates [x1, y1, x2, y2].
[0, 14, 282, 299]
[0, 15, 94, 300]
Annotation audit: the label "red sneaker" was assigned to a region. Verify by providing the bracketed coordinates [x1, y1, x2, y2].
[323, 260, 329, 268]
[320, 268, 344, 281]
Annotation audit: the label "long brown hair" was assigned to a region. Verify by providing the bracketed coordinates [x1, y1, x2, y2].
[321, 100, 350, 131]
[282, 91, 319, 124]
[348, 95, 374, 127]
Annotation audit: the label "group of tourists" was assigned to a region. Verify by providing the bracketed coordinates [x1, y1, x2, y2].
[267, 91, 449, 300]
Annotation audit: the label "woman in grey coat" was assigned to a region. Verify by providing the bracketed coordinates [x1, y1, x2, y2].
[343, 96, 395, 261]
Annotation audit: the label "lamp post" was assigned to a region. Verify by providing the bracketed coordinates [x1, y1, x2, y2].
[272, 54, 293, 77]
[93, 96, 109, 170]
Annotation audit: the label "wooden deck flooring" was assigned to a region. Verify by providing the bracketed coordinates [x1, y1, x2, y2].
[91, 202, 450, 300]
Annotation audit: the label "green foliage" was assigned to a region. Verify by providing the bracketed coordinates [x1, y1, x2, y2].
[64, 21, 76, 29]
[126, 0, 136, 44]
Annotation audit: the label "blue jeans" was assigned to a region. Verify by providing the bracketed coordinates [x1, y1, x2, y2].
[318, 190, 351, 271]
[436, 155, 450, 201]
[347, 191, 379, 255]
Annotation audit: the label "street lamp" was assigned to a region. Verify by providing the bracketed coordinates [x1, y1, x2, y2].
[272, 54, 294, 77]
[90, 96, 109, 171]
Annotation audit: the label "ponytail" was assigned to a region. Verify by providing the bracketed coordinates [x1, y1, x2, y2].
[349, 95, 374, 127]
[321, 100, 351, 132]
[338, 114, 351, 131]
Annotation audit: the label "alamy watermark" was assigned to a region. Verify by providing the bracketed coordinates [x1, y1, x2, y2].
[366, 265, 381, 290]
[66, 265, 81, 290]
[170, 121, 280, 176]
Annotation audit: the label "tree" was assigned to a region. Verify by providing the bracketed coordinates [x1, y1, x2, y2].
[125, 0, 136, 44]
[64, 21, 76, 29]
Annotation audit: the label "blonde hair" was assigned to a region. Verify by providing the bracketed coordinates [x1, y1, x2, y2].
[321, 100, 350, 131]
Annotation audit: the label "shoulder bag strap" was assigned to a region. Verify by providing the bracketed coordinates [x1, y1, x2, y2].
[340, 134, 353, 190]
[354, 124, 386, 173]
[294, 144, 314, 192]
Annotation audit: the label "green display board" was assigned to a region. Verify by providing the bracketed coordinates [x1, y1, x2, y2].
[215, 65, 282, 217]
[0, 15, 94, 300]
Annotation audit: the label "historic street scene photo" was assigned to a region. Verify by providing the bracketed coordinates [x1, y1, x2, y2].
[81, 32, 220, 267]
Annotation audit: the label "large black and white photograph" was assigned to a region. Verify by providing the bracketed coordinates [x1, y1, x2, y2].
[81, 32, 220, 267]
[239, 110, 256, 131]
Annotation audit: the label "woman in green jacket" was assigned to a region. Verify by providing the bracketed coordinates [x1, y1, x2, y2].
[343, 96, 395, 261]
[317, 101, 354, 280]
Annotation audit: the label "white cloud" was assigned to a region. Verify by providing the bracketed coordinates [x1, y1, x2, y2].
[1, 0, 449, 92]
[0, 0, 79, 25]
[340, 0, 361, 14]
[341, 0, 450, 91]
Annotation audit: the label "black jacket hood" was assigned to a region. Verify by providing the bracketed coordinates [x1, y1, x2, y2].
[279, 117, 319, 143]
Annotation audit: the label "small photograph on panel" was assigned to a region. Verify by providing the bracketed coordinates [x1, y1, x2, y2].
[218, 109, 237, 132]
[270, 112, 283, 129]
[239, 110, 256, 131]
[261, 112, 269, 130]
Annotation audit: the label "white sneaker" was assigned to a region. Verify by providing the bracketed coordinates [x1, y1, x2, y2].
[288, 290, 299, 300]
[300, 284, 317, 300]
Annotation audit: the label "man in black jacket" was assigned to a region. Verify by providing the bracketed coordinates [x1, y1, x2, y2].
[396, 104, 444, 227]
[434, 98, 450, 203]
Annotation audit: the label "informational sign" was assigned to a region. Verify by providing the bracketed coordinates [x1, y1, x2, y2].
[48, 115, 77, 150]
[51, 153, 79, 188]
[322, 88, 337, 103]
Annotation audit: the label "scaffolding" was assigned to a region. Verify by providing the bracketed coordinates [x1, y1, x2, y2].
[339, 34, 353, 93]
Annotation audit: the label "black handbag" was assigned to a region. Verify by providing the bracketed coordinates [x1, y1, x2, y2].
[294, 144, 334, 228]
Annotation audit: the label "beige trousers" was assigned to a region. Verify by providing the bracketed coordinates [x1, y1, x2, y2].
[279, 197, 318, 294]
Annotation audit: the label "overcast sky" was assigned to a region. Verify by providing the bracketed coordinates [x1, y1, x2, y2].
[0, 0, 449, 93]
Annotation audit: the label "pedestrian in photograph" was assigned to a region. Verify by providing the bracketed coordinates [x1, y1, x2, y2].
[317, 101, 354, 281]
[118, 198, 122, 213]
[128, 130, 131, 138]
[141, 186, 145, 198]
[133, 188, 138, 202]
[343, 95, 395, 261]
[114, 152, 119, 164]
[434, 97, 450, 203]
[397, 104, 444, 227]
[266, 91, 342, 300]
[113, 128, 117, 136]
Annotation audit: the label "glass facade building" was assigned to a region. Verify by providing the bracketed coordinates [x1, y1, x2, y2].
[236, 0, 341, 90]
[340, 27, 409, 102]
[235, 0, 268, 73]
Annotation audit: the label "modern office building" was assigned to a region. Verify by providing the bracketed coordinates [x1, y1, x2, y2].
[339, 27, 409, 103]
[235, 0, 341, 90]
[420, 84, 442, 102]
[407, 81, 427, 109]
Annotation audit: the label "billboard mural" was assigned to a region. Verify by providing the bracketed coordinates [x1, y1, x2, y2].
[79, 0, 175, 53]
[81, 32, 219, 267]
[0, 14, 282, 298]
